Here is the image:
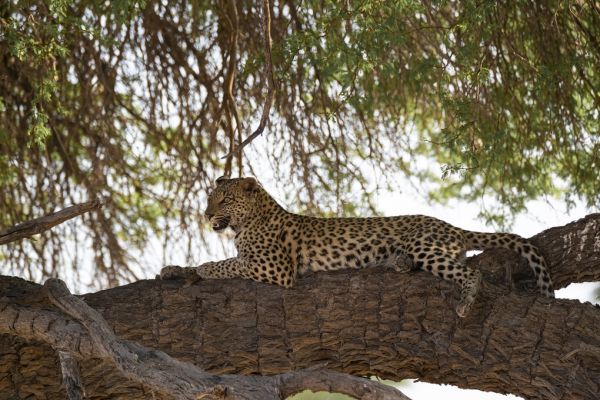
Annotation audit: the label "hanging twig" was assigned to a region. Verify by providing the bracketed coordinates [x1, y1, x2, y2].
[222, 0, 242, 178]
[0, 200, 102, 245]
[223, 104, 236, 178]
[222, 0, 275, 163]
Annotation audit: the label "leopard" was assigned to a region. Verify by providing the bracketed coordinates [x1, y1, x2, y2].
[160, 176, 555, 317]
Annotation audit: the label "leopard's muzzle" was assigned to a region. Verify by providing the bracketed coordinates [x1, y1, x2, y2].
[211, 216, 230, 231]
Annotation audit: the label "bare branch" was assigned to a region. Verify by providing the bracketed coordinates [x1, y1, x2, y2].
[0, 200, 102, 245]
[0, 300, 96, 356]
[272, 370, 412, 400]
[221, 0, 275, 162]
[476, 213, 600, 289]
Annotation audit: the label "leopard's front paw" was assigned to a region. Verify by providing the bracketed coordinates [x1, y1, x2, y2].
[455, 298, 474, 318]
[196, 261, 216, 279]
[160, 265, 196, 280]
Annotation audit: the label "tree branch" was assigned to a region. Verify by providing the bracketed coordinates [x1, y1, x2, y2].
[0, 200, 102, 245]
[221, 0, 275, 162]
[44, 278, 216, 400]
[474, 213, 600, 289]
[272, 370, 411, 400]
[0, 215, 599, 399]
[222, 0, 243, 178]
[0, 278, 409, 400]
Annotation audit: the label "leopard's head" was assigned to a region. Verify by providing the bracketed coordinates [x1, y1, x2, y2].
[204, 176, 262, 232]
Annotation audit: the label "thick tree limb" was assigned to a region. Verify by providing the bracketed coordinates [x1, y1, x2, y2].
[533, 213, 600, 287]
[475, 213, 600, 290]
[0, 200, 101, 245]
[0, 214, 599, 399]
[0, 280, 408, 400]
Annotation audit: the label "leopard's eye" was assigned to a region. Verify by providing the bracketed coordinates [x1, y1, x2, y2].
[221, 196, 233, 205]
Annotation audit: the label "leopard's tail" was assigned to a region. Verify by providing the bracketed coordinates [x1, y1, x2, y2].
[462, 230, 554, 298]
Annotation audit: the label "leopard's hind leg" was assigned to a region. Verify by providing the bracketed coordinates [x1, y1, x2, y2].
[411, 248, 482, 318]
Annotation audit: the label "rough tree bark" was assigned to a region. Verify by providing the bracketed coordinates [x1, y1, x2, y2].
[1, 214, 599, 399]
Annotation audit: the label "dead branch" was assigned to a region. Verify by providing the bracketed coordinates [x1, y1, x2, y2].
[222, 0, 275, 162]
[0, 200, 102, 245]
[44, 278, 222, 399]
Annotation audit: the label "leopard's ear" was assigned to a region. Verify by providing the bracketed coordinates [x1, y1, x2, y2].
[215, 176, 229, 186]
[240, 177, 259, 192]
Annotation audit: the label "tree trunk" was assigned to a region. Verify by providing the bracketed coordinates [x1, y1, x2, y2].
[1, 214, 599, 399]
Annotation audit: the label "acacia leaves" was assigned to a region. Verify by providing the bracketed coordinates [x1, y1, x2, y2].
[0, 0, 598, 285]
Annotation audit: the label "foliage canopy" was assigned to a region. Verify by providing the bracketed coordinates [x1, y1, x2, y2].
[0, 0, 598, 286]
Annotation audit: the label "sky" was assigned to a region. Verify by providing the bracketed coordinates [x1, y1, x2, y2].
[399, 380, 522, 400]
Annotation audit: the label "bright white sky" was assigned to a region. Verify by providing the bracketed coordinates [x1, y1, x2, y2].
[399, 380, 522, 400]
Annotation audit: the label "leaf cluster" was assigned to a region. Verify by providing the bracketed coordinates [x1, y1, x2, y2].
[0, 0, 598, 286]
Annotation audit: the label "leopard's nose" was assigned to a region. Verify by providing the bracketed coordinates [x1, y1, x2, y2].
[205, 212, 214, 220]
